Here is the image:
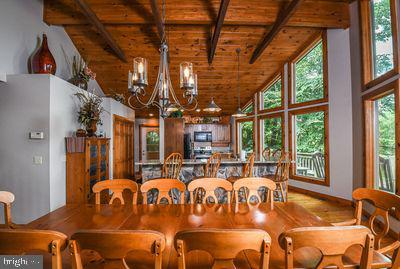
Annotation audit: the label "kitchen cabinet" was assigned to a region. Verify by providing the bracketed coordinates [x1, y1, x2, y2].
[164, 118, 184, 157]
[184, 123, 231, 146]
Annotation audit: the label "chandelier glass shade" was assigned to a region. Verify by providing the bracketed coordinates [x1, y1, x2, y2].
[127, 43, 198, 117]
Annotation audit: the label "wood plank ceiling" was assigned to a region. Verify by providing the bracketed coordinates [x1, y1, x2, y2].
[44, 0, 349, 117]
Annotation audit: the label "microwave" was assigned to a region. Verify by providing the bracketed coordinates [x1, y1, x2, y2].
[194, 131, 212, 142]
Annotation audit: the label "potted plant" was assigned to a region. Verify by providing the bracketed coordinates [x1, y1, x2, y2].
[74, 89, 105, 137]
[69, 55, 96, 90]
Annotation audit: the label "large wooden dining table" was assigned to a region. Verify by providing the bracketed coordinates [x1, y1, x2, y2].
[28, 202, 391, 268]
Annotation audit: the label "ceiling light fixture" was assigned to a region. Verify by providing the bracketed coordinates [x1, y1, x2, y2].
[127, 0, 198, 118]
[232, 48, 247, 118]
[203, 97, 222, 113]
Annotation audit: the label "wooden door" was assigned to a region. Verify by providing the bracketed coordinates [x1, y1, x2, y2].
[139, 126, 160, 161]
[113, 115, 135, 179]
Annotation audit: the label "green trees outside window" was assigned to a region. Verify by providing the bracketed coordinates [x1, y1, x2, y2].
[262, 117, 282, 152]
[371, 0, 394, 78]
[294, 41, 324, 104]
[375, 93, 396, 192]
[294, 110, 326, 180]
[262, 79, 282, 110]
[239, 121, 254, 154]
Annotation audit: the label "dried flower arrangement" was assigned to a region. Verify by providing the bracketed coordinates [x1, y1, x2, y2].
[69, 55, 96, 90]
[74, 89, 105, 137]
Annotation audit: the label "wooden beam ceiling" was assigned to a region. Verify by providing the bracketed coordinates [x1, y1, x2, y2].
[250, 0, 303, 64]
[74, 0, 127, 62]
[208, 0, 230, 64]
[149, 0, 165, 41]
[44, 0, 349, 28]
[44, 0, 350, 117]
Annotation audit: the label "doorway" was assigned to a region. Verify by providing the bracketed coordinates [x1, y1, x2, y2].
[113, 115, 135, 179]
[139, 125, 160, 162]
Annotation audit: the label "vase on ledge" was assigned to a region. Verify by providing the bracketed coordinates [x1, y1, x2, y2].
[31, 33, 57, 75]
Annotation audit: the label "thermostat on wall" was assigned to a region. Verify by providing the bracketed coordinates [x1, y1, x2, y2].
[29, 132, 44, 140]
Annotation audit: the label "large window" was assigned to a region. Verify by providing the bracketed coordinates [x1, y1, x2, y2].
[364, 81, 399, 194]
[290, 34, 327, 107]
[371, 0, 395, 77]
[260, 72, 283, 112]
[259, 113, 284, 160]
[243, 102, 254, 115]
[236, 119, 254, 156]
[360, 0, 398, 88]
[289, 105, 329, 185]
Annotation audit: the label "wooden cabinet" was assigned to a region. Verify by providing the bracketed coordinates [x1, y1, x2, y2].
[164, 118, 184, 157]
[184, 123, 231, 146]
[66, 138, 110, 204]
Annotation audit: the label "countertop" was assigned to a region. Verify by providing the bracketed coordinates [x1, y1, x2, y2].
[136, 159, 280, 166]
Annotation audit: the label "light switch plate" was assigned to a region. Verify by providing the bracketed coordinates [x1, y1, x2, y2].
[29, 132, 44, 140]
[33, 156, 43, 165]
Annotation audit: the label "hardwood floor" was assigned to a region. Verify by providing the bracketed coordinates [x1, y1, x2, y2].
[288, 191, 354, 223]
[289, 190, 397, 249]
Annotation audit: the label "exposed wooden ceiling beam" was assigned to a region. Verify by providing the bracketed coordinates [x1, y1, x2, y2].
[44, 0, 349, 29]
[249, 0, 303, 64]
[74, 0, 127, 62]
[208, 0, 230, 64]
[149, 0, 165, 41]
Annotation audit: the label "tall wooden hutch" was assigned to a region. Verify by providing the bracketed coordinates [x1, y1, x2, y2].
[66, 137, 110, 204]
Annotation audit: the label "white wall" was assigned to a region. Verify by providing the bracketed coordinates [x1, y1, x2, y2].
[288, 29, 354, 200]
[0, 0, 102, 94]
[0, 75, 134, 223]
[0, 75, 51, 223]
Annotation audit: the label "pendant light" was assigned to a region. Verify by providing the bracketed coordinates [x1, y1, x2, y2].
[203, 97, 222, 113]
[232, 48, 247, 118]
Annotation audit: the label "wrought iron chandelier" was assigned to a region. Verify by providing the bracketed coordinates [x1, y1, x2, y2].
[127, 0, 198, 117]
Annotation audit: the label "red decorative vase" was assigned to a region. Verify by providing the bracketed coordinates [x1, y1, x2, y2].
[31, 34, 57, 75]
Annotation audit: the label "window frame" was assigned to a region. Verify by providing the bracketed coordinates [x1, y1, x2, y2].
[242, 99, 255, 116]
[258, 69, 284, 114]
[288, 104, 330, 186]
[235, 117, 256, 155]
[359, 0, 399, 90]
[363, 80, 400, 195]
[257, 112, 285, 158]
[288, 31, 329, 109]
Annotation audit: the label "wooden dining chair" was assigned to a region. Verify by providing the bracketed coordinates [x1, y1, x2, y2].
[0, 229, 68, 269]
[162, 153, 183, 179]
[265, 152, 291, 202]
[243, 153, 255, 177]
[141, 178, 186, 204]
[92, 179, 139, 205]
[262, 148, 272, 161]
[332, 188, 400, 268]
[205, 153, 222, 177]
[69, 230, 166, 269]
[188, 178, 233, 204]
[233, 177, 276, 206]
[174, 228, 271, 269]
[278, 226, 374, 269]
[0, 191, 16, 228]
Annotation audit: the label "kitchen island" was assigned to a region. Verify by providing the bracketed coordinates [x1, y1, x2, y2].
[136, 159, 278, 183]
